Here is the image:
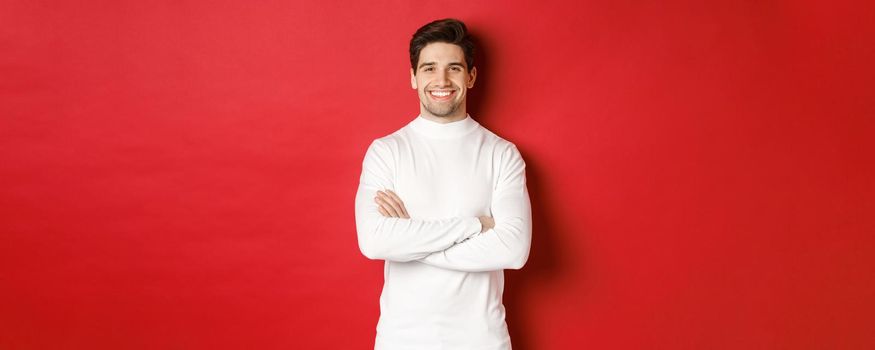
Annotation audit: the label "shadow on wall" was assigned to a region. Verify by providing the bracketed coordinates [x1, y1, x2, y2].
[467, 27, 574, 350]
[466, 29, 492, 122]
[504, 154, 569, 350]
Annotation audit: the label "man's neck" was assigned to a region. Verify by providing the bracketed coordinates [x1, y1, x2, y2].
[420, 110, 468, 124]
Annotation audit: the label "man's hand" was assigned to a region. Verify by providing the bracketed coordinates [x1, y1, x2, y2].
[478, 216, 495, 233]
[375, 190, 410, 218]
[375, 189, 495, 233]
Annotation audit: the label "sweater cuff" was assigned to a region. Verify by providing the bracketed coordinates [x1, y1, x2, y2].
[456, 217, 482, 243]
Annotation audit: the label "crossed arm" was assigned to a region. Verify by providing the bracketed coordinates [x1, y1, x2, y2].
[374, 189, 495, 232]
[354, 140, 532, 272]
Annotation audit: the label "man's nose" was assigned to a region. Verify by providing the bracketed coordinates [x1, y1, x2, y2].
[436, 70, 451, 86]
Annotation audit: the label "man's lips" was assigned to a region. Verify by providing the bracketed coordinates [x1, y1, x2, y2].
[428, 90, 456, 101]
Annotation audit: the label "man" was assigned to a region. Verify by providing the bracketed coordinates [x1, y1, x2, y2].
[354, 18, 532, 350]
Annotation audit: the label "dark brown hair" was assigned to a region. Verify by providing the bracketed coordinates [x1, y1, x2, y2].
[409, 18, 475, 75]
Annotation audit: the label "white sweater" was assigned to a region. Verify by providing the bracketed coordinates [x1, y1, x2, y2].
[355, 115, 532, 350]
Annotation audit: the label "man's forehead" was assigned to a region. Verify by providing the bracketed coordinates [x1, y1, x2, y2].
[417, 42, 466, 65]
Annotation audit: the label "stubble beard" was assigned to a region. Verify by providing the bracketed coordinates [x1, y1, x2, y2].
[421, 92, 462, 119]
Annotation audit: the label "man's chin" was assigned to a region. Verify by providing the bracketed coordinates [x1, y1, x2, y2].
[424, 105, 459, 118]
[429, 112, 457, 119]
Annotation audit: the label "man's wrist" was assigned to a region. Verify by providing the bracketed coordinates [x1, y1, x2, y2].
[478, 216, 495, 233]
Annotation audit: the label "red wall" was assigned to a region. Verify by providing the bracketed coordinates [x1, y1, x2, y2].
[2, 1, 873, 349]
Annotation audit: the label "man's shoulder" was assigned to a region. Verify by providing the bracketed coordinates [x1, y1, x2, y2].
[475, 127, 528, 174]
[364, 120, 415, 153]
[373, 127, 410, 144]
[477, 123, 521, 154]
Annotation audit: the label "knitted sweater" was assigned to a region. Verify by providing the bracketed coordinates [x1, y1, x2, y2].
[355, 114, 532, 350]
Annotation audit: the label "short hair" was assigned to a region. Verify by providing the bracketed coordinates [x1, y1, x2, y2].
[409, 18, 475, 75]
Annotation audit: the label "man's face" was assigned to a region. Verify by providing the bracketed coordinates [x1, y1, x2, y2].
[410, 42, 477, 121]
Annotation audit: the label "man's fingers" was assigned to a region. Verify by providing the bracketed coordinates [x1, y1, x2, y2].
[375, 195, 400, 217]
[378, 191, 407, 219]
[385, 190, 410, 218]
[377, 204, 390, 217]
[374, 190, 410, 219]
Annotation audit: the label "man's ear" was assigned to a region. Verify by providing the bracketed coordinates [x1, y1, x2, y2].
[467, 66, 477, 89]
[410, 68, 418, 89]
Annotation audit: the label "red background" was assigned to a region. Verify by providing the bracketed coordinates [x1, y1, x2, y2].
[2, 1, 874, 349]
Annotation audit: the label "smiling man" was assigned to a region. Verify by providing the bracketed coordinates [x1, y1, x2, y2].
[354, 18, 532, 350]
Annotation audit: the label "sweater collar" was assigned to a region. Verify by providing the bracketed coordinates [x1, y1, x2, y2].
[408, 114, 480, 139]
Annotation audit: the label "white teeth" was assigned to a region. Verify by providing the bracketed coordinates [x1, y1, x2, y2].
[430, 91, 451, 97]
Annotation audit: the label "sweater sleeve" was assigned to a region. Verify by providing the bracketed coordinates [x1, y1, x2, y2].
[355, 139, 483, 262]
[417, 144, 533, 272]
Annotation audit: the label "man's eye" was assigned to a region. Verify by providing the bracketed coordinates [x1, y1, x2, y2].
[423, 67, 434, 72]
[451, 67, 462, 71]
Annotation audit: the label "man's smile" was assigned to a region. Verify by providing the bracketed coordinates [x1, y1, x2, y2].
[428, 89, 456, 101]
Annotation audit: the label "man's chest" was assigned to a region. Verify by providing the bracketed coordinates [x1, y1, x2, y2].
[393, 140, 496, 218]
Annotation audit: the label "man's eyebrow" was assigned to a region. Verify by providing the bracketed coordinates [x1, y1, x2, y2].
[417, 62, 467, 70]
